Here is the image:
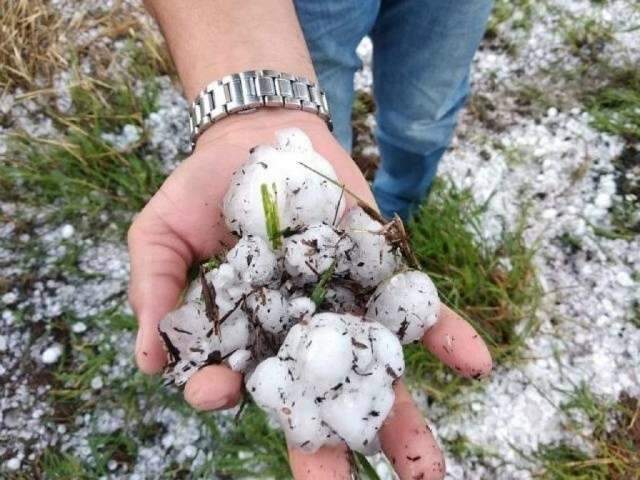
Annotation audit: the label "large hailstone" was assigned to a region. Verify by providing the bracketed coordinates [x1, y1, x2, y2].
[159, 302, 251, 386]
[226, 235, 280, 286]
[283, 223, 353, 285]
[366, 270, 440, 344]
[223, 128, 346, 239]
[161, 264, 254, 385]
[245, 287, 289, 335]
[184, 263, 252, 310]
[340, 207, 402, 287]
[246, 313, 404, 454]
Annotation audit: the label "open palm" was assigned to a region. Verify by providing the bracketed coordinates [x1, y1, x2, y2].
[128, 112, 492, 480]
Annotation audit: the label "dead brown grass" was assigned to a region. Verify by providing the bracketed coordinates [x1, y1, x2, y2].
[0, 0, 173, 94]
[0, 0, 67, 91]
[69, 1, 173, 81]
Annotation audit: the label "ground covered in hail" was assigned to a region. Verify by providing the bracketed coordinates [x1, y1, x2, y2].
[1, 0, 639, 478]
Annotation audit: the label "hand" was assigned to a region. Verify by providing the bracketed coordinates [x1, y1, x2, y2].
[127, 109, 492, 480]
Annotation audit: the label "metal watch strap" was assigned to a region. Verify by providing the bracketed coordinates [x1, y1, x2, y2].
[188, 70, 332, 150]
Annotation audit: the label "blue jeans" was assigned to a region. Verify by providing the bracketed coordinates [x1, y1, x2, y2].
[294, 0, 493, 220]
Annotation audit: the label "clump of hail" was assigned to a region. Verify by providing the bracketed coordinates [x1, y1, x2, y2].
[159, 128, 440, 454]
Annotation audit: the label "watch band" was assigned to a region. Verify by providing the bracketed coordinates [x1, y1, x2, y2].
[188, 69, 332, 150]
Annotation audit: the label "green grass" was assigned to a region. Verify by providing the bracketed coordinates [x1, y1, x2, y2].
[405, 180, 540, 403]
[0, 75, 166, 226]
[558, 232, 583, 254]
[584, 67, 640, 143]
[531, 387, 640, 479]
[37, 450, 90, 479]
[351, 90, 378, 180]
[261, 182, 283, 249]
[484, 0, 534, 54]
[535, 444, 609, 480]
[581, 67, 640, 237]
[36, 307, 225, 478]
[563, 16, 614, 61]
[210, 403, 291, 478]
[443, 434, 494, 463]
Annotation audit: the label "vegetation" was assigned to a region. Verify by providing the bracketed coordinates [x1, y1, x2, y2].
[533, 386, 640, 479]
[0, 76, 167, 225]
[584, 67, 640, 143]
[404, 180, 540, 402]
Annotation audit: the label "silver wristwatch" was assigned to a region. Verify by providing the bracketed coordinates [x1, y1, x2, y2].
[188, 70, 332, 150]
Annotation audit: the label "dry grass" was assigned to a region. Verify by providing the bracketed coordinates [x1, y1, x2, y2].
[0, 0, 173, 93]
[535, 390, 640, 479]
[0, 0, 67, 91]
[70, 1, 174, 81]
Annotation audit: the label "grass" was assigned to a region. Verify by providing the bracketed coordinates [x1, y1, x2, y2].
[563, 16, 614, 62]
[351, 90, 379, 180]
[583, 67, 640, 143]
[0, 0, 67, 90]
[261, 183, 283, 249]
[0, 75, 167, 225]
[35, 450, 89, 479]
[443, 434, 494, 463]
[532, 387, 640, 479]
[404, 180, 540, 403]
[34, 307, 220, 478]
[211, 403, 291, 478]
[484, 0, 535, 54]
[579, 65, 640, 237]
[0, 0, 172, 91]
[0, 0, 175, 230]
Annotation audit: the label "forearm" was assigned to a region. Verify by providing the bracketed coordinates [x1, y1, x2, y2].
[143, 0, 316, 100]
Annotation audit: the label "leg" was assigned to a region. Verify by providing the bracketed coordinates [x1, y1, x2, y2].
[294, 0, 380, 151]
[371, 0, 493, 219]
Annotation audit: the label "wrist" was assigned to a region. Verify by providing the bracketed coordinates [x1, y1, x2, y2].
[194, 108, 328, 152]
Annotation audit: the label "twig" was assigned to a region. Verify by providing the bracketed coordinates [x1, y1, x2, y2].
[199, 267, 220, 335]
[391, 214, 419, 269]
[297, 161, 419, 269]
[234, 395, 249, 424]
[218, 294, 246, 326]
[333, 186, 345, 226]
[297, 161, 379, 219]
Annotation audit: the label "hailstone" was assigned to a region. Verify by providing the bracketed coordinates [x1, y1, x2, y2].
[340, 207, 402, 287]
[246, 313, 403, 454]
[366, 270, 440, 344]
[223, 128, 346, 239]
[283, 223, 353, 285]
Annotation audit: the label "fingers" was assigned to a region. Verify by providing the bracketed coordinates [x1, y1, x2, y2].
[422, 304, 492, 379]
[380, 382, 445, 480]
[288, 443, 351, 480]
[128, 215, 194, 374]
[183, 365, 243, 410]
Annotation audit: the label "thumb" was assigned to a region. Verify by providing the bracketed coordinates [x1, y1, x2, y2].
[127, 214, 194, 374]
